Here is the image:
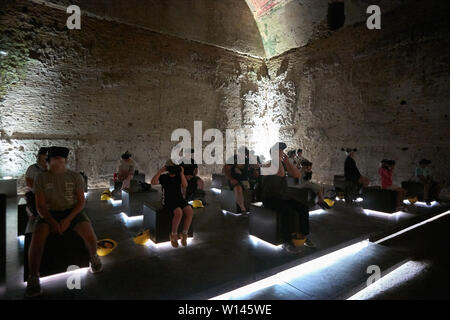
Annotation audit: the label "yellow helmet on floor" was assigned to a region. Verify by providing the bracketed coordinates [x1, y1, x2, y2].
[191, 199, 204, 208]
[133, 230, 150, 245]
[96, 239, 117, 256]
[101, 190, 112, 201]
[324, 198, 335, 208]
[408, 196, 418, 204]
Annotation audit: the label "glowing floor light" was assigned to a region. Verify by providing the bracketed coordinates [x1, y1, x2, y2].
[120, 212, 143, 223]
[347, 260, 427, 300]
[24, 267, 89, 284]
[108, 199, 122, 206]
[211, 240, 370, 300]
[375, 210, 450, 244]
[248, 235, 283, 250]
[403, 200, 438, 207]
[363, 209, 407, 218]
[0, 50, 8, 56]
[145, 237, 193, 249]
[1, 176, 13, 180]
[309, 208, 326, 215]
[211, 188, 222, 194]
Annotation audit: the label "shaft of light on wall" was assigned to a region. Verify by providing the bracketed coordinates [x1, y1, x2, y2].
[252, 124, 280, 160]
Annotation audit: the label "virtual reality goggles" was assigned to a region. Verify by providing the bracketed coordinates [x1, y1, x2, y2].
[121, 151, 132, 159]
[47, 146, 69, 161]
[342, 148, 357, 153]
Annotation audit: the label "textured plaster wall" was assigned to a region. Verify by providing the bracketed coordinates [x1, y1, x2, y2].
[266, 0, 450, 187]
[0, 0, 264, 192]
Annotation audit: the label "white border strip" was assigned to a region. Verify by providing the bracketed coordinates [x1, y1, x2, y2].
[375, 210, 450, 244]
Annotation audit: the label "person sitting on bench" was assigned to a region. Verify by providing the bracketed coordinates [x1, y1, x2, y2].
[222, 148, 252, 213]
[151, 159, 193, 248]
[295, 148, 308, 170]
[413, 159, 443, 204]
[181, 148, 205, 203]
[379, 159, 407, 211]
[117, 151, 136, 191]
[24, 147, 48, 217]
[26, 147, 102, 298]
[298, 160, 330, 210]
[344, 148, 369, 188]
[261, 142, 314, 251]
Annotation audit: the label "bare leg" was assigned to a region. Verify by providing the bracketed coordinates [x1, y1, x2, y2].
[28, 223, 50, 277]
[171, 208, 183, 234]
[423, 182, 431, 201]
[196, 177, 204, 190]
[73, 221, 98, 256]
[182, 205, 194, 232]
[121, 174, 133, 190]
[234, 185, 246, 212]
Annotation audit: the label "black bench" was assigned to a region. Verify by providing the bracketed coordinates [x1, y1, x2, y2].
[249, 202, 284, 246]
[401, 181, 424, 201]
[143, 202, 194, 244]
[220, 188, 254, 214]
[362, 186, 397, 213]
[23, 229, 90, 281]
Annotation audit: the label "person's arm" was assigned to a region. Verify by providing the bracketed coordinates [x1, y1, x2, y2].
[151, 166, 166, 185]
[35, 191, 61, 233]
[282, 152, 302, 179]
[25, 177, 34, 190]
[223, 164, 238, 185]
[60, 189, 85, 233]
[194, 167, 199, 177]
[180, 166, 188, 189]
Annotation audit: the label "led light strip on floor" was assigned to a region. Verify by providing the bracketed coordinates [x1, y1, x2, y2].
[347, 260, 427, 300]
[211, 188, 222, 194]
[210, 240, 370, 300]
[24, 267, 89, 284]
[120, 212, 143, 223]
[375, 210, 450, 244]
[145, 238, 194, 249]
[248, 235, 283, 250]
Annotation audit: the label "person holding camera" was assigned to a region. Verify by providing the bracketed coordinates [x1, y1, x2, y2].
[151, 159, 194, 248]
[379, 159, 406, 210]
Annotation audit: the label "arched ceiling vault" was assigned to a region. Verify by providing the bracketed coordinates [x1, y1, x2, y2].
[30, 0, 405, 59]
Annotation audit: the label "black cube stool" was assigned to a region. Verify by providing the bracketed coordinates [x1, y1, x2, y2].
[249, 202, 283, 246]
[0, 194, 6, 286]
[286, 176, 299, 187]
[17, 200, 28, 237]
[211, 174, 227, 189]
[286, 186, 317, 208]
[362, 186, 397, 213]
[220, 188, 254, 214]
[122, 189, 160, 217]
[143, 202, 194, 244]
[401, 181, 424, 201]
[23, 230, 90, 281]
[333, 175, 359, 203]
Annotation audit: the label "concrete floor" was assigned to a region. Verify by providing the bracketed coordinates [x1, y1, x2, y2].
[1, 188, 449, 300]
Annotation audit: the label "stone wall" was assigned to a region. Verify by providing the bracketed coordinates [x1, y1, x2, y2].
[267, 0, 450, 187]
[0, 0, 264, 191]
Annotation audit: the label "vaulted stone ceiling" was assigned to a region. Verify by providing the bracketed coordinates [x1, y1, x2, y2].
[33, 0, 405, 59]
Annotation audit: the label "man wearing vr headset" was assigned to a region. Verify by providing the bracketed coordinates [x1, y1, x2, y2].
[117, 151, 137, 191]
[343, 148, 370, 188]
[151, 159, 194, 248]
[26, 147, 102, 298]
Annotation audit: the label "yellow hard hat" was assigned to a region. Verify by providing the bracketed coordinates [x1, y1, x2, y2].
[191, 200, 204, 208]
[96, 239, 117, 256]
[324, 198, 335, 207]
[101, 189, 112, 201]
[133, 230, 150, 245]
[408, 196, 418, 204]
[291, 233, 306, 247]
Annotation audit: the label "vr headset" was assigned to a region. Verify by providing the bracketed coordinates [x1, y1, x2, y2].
[342, 148, 357, 153]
